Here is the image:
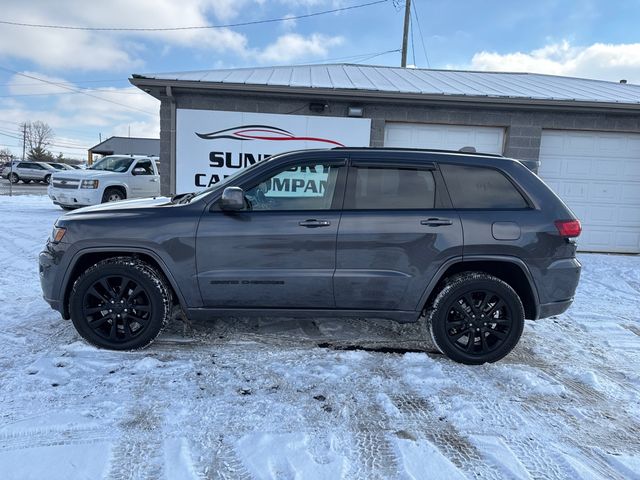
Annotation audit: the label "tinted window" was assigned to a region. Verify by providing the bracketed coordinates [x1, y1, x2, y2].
[244, 162, 341, 211]
[441, 164, 528, 209]
[134, 160, 154, 175]
[17, 162, 29, 168]
[346, 167, 435, 209]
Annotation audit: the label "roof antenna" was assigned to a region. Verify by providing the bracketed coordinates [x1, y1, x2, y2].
[459, 146, 476, 153]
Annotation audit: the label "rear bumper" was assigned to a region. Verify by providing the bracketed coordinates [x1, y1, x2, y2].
[538, 299, 573, 318]
[535, 257, 581, 319]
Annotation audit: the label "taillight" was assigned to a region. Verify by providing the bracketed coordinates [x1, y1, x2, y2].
[555, 219, 581, 238]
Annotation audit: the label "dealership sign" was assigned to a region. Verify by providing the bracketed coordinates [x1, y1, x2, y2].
[175, 109, 371, 193]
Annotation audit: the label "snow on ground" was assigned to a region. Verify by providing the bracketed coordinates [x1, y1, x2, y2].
[0, 195, 639, 479]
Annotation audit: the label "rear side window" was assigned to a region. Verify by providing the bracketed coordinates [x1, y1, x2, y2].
[346, 167, 436, 209]
[440, 164, 528, 209]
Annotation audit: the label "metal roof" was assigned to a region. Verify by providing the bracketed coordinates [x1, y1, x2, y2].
[89, 136, 160, 156]
[131, 64, 640, 107]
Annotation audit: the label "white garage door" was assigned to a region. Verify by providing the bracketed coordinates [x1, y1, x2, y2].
[384, 123, 505, 155]
[539, 130, 640, 253]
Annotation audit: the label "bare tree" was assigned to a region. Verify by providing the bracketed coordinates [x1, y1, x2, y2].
[0, 148, 14, 167]
[20, 121, 54, 161]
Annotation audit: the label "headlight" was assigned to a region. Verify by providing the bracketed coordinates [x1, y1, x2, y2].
[50, 226, 66, 243]
[81, 179, 99, 189]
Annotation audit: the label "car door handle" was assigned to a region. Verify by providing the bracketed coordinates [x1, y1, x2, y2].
[421, 218, 453, 226]
[299, 219, 331, 228]
[150, 178, 158, 182]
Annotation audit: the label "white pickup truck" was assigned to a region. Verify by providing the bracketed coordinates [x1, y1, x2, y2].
[48, 155, 160, 210]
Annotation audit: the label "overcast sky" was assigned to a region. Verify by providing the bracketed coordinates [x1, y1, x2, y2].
[1, 0, 639, 159]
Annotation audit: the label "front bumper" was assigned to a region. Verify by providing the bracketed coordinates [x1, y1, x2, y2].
[48, 186, 101, 207]
[39, 244, 67, 317]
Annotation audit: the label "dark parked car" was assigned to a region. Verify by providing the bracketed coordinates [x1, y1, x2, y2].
[40, 148, 581, 364]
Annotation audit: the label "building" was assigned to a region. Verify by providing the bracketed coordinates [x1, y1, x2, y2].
[130, 64, 640, 253]
[88, 136, 160, 164]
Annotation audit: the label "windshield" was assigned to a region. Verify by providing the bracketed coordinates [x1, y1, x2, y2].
[90, 156, 135, 172]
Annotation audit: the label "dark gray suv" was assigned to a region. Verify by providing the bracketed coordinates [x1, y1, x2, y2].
[39, 148, 581, 364]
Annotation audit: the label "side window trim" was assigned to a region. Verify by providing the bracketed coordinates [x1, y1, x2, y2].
[351, 159, 436, 170]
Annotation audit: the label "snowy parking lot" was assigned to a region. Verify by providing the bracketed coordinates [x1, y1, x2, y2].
[0, 195, 639, 479]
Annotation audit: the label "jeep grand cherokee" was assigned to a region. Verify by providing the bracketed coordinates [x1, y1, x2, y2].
[39, 147, 581, 364]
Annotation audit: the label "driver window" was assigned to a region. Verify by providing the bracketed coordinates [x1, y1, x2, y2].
[244, 162, 341, 211]
[133, 160, 153, 175]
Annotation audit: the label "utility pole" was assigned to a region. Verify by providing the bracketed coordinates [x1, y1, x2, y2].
[21, 123, 26, 161]
[401, 0, 412, 67]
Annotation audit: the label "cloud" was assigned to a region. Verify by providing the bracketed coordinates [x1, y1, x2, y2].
[0, 72, 159, 158]
[0, 1, 353, 71]
[467, 41, 640, 84]
[280, 14, 297, 31]
[0, 0, 250, 71]
[258, 33, 344, 63]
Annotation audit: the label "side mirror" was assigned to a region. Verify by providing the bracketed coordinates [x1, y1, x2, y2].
[132, 167, 146, 176]
[220, 186, 245, 211]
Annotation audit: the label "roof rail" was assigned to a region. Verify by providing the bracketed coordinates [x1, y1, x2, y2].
[331, 146, 505, 158]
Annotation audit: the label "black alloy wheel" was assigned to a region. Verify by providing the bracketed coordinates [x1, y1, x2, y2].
[427, 272, 524, 364]
[82, 275, 153, 343]
[70, 257, 171, 350]
[443, 290, 512, 356]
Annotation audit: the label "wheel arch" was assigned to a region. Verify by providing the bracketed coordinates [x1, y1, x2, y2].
[61, 247, 187, 319]
[418, 255, 540, 320]
[103, 183, 129, 199]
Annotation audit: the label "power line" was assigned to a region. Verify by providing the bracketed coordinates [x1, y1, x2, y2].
[0, 89, 147, 98]
[353, 49, 402, 64]
[0, 66, 157, 116]
[0, 130, 88, 150]
[0, 1, 388, 32]
[297, 48, 402, 65]
[412, 0, 431, 68]
[0, 78, 130, 87]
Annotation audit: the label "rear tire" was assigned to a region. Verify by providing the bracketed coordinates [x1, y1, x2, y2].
[44, 174, 51, 184]
[69, 257, 171, 350]
[102, 187, 125, 203]
[8, 173, 19, 184]
[426, 272, 524, 365]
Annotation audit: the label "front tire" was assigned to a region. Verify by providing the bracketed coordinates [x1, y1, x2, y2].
[426, 272, 524, 365]
[44, 174, 51, 184]
[102, 187, 124, 203]
[69, 257, 171, 350]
